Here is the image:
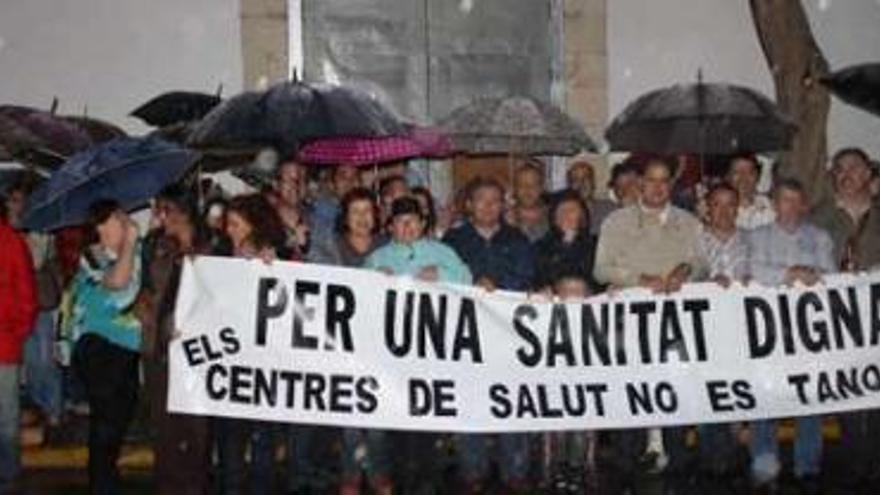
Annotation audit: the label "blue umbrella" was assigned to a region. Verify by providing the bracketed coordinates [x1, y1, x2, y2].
[21, 137, 198, 231]
[0, 166, 47, 196]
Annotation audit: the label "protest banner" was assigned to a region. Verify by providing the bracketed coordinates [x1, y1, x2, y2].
[168, 256, 880, 432]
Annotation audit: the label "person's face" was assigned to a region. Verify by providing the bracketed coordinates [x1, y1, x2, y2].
[707, 189, 739, 232]
[333, 166, 360, 197]
[612, 172, 641, 205]
[728, 158, 760, 197]
[554, 200, 584, 234]
[5, 190, 26, 226]
[225, 210, 253, 250]
[555, 278, 589, 299]
[382, 181, 409, 207]
[567, 162, 595, 197]
[514, 168, 545, 207]
[774, 187, 807, 225]
[346, 198, 376, 237]
[96, 211, 127, 251]
[275, 162, 305, 206]
[468, 186, 504, 228]
[390, 213, 424, 245]
[832, 154, 873, 198]
[640, 162, 672, 209]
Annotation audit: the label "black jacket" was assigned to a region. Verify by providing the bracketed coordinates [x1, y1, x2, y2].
[532, 228, 597, 291]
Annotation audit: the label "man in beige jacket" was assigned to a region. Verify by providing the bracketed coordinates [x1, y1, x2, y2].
[594, 158, 707, 291]
[593, 156, 708, 492]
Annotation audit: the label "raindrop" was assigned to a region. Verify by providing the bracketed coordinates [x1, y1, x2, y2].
[322, 59, 341, 85]
[0, 37, 5, 52]
[459, 0, 474, 14]
[255, 148, 280, 174]
[817, 0, 831, 11]
[624, 68, 633, 79]
[355, 444, 367, 462]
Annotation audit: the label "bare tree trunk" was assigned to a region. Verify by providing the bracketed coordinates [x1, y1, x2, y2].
[749, 0, 831, 206]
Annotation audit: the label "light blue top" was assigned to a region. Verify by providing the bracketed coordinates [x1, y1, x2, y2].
[365, 238, 472, 285]
[71, 242, 143, 352]
[746, 222, 835, 286]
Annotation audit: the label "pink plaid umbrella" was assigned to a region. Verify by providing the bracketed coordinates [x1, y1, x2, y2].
[297, 126, 452, 167]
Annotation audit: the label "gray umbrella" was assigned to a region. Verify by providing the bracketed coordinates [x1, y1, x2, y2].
[606, 81, 797, 154]
[438, 95, 596, 156]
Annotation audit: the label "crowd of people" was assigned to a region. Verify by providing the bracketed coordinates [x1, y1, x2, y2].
[1, 145, 880, 495]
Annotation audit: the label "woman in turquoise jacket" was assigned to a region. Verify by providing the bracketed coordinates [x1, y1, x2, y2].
[364, 196, 471, 494]
[366, 196, 472, 285]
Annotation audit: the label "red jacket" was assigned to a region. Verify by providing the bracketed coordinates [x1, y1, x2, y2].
[0, 218, 37, 363]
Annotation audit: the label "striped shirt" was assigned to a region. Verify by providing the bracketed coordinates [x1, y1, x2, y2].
[698, 227, 748, 280]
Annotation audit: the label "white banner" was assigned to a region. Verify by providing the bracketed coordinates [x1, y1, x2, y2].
[168, 256, 880, 432]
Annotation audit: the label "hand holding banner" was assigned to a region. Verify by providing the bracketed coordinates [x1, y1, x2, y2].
[168, 256, 880, 432]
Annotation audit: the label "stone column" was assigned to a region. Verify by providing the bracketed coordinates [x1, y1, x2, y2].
[239, 0, 289, 90]
[564, 0, 609, 195]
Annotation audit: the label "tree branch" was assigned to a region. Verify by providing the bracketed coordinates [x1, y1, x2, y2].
[749, 0, 831, 206]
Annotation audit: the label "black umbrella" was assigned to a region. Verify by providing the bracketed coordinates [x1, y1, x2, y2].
[822, 63, 880, 118]
[606, 80, 797, 154]
[131, 91, 223, 127]
[186, 81, 405, 158]
[148, 121, 259, 174]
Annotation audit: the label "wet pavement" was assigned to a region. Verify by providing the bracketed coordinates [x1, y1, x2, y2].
[13, 411, 879, 495]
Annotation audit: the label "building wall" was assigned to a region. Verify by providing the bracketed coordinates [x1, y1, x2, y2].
[241, 0, 288, 90]
[564, 0, 607, 148]
[0, 0, 243, 134]
[563, 0, 608, 190]
[608, 0, 880, 163]
[3, 0, 873, 180]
